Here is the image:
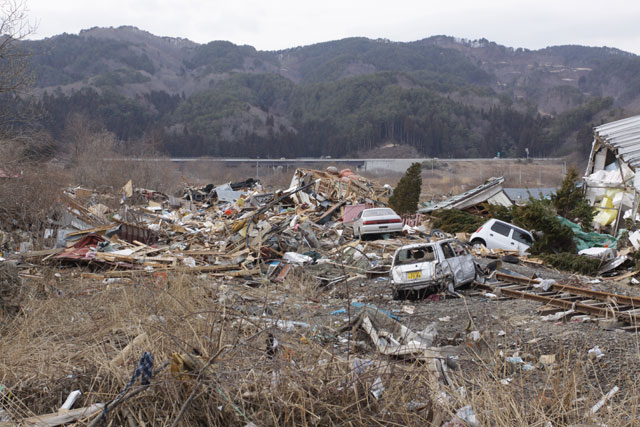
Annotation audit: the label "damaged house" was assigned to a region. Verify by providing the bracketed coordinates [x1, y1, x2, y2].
[584, 114, 640, 233]
[418, 176, 512, 215]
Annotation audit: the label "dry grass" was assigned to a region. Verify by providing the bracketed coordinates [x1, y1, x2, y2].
[0, 272, 442, 425]
[363, 159, 569, 202]
[0, 163, 67, 250]
[445, 333, 638, 426]
[67, 132, 183, 194]
[2, 269, 639, 426]
[419, 160, 567, 200]
[0, 263, 23, 317]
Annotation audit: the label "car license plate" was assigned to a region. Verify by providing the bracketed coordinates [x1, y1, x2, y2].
[407, 271, 421, 280]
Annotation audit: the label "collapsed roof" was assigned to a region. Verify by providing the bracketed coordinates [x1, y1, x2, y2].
[418, 176, 512, 214]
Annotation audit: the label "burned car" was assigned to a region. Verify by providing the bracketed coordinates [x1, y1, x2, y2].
[390, 239, 477, 299]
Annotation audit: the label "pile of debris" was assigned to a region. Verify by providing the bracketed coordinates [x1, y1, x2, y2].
[3, 168, 409, 286]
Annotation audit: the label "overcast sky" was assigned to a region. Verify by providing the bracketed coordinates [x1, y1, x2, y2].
[25, 0, 640, 54]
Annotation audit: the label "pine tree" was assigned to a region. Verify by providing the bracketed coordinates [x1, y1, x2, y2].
[551, 166, 594, 231]
[389, 162, 422, 215]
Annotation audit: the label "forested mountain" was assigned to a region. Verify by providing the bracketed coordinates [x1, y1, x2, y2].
[8, 26, 640, 158]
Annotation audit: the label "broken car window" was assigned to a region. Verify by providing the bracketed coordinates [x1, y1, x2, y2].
[513, 229, 533, 245]
[395, 246, 435, 265]
[449, 241, 469, 256]
[441, 243, 455, 259]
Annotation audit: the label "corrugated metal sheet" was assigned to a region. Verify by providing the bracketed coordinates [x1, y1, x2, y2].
[418, 176, 506, 213]
[504, 188, 556, 202]
[595, 115, 640, 168]
[54, 233, 107, 262]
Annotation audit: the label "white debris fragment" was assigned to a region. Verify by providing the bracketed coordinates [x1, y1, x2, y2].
[455, 405, 478, 427]
[370, 377, 385, 399]
[283, 252, 313, 265]
[59, 390, 82, 411]
[629, 230, 640, 250]
[402, 305, 415, 314]
[588, 345, 605, 359]
[541, 309, 574, 322]
[467, 331, 480, 342]
[182, 257, 196, 267]
[589, 385, 619, 415]
[534, 279, 555, 291]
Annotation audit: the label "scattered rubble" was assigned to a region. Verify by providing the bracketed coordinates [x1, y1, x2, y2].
[3, 163, 640, 425]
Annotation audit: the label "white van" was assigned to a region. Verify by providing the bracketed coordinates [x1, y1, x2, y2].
[469, 219, 534, 254]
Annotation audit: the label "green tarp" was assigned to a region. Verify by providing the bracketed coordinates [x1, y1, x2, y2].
[557, 216, 623, 251]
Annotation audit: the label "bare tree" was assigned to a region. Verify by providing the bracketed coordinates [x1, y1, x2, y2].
[0, 0, 36, 165]
[0, 0, 35, 96]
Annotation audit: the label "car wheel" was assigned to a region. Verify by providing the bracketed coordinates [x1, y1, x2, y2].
[470, 239, 486, 250]
[431, 229, 447, 239]
[392, 289, 404, 300]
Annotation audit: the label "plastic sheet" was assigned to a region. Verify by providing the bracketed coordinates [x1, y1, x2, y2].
[557, 216, 621, 251]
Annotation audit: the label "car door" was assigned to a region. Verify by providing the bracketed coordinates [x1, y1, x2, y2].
[487, 221, 513, 250]
[449, 240, 476, 282]
[511, 228, 534, 254]
[440, 241, 464, 286]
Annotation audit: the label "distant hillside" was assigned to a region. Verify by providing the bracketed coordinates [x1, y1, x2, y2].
[9, 26, 640, 159]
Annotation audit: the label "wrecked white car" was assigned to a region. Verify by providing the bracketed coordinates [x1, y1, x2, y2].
[469, 218, 534, 255]
[390, 239, 477, 299]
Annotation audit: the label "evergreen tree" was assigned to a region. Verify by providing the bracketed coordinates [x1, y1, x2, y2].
[551, 167, 595, 231]
[389, 162, 422, 214]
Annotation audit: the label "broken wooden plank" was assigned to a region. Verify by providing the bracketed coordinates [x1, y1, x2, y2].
[612, 270, 639, 282]
[208, 268, 261, 277]
[22, 403, 104, 426]
[110, 333, 148, 368]
[20, 248, 63, 260]
[102, 264, 243, 277]
[313, 201, 346, 224]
